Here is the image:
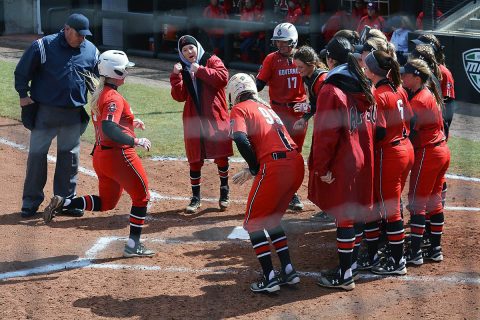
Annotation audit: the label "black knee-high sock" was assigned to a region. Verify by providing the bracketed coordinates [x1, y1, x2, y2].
[409, 214, 426, 253]
[129, 206, 147, 244]
[429, 212, 444, 248]
[65, 195, 101, 211]
[337, 227, 355, 279]
[218, 165, 229, 187]
[364, 221, 380, 261]
[268, 226, 291, 271]
[249, 230, 273, 278]
[386, 220, 405, 263]
[352, 222, 364, 265]
[190, 170, 201, 198]
[441, 181, 447, 208]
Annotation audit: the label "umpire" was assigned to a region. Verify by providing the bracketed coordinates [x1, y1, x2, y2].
[14, 13, 98, 218]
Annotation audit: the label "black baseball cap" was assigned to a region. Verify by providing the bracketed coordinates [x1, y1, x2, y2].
[66, 13, 92, 36]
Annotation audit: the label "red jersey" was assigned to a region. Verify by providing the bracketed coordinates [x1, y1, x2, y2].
[409, 88, 446, 149]
[257, 51, 306, 104]
[230, 99, 297, 163]
[356, 15, 385, 33]
[203, 4, 228, 36]
[92, 86, 135, 149]
[439, 64, 455, 99]
[374, 83, 413, 148]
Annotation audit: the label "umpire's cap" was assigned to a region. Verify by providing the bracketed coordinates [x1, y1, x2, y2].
[66, 13, 92, 36]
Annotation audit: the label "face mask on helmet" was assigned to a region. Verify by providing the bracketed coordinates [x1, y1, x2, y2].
[98, 50, 135, 80]
[226, 73, 257, 108]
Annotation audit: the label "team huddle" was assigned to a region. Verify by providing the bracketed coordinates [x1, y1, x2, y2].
[15, 14, 453, 294]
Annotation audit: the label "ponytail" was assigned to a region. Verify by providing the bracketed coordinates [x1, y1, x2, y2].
[347, 52, 374, 105]
[90, 76, 106, 116]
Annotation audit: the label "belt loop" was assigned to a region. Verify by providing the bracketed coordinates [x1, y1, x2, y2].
[272, 152, 278, 160]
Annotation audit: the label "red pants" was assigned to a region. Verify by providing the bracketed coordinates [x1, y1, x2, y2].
[375, 139, 414, 223]
[243, 151, 304, 232]
[272, 105, 308, 152]
[408, 142, 450, 216]
[93, 147, 150, 211]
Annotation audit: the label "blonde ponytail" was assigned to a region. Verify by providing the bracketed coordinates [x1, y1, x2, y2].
[90, 76, 106, 117]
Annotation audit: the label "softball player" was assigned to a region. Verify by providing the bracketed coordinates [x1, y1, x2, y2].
[256, 22, 307, 211]
[227, 73, 304, 293]
[170, 35, 233, 214]
[309, 37, 375, 290]
[43, 50, 154, 257]
[401, 59, 450, 265]
[363, 50, 414, 275]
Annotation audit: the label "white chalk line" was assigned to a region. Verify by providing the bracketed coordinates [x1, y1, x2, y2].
[1, 236, 479, 286]
[1, 137, 479, 211]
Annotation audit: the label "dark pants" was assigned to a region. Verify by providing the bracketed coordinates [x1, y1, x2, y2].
[22, 104, 82, 210]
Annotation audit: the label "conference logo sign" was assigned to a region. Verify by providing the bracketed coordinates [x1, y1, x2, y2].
[463, 49, 480, 94]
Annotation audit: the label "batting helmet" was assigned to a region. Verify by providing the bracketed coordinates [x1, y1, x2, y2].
[226, 73, 257, 107]
[98, 50, 135, 80]
[271, 23, 298, 48]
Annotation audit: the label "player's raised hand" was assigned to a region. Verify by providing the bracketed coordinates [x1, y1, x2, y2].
[173, 63, 183, 74]
[190, 63, 199, 73]
[133, 118, 145, 130]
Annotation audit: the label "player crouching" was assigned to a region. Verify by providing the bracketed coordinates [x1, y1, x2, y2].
[227, 73, 304, 293]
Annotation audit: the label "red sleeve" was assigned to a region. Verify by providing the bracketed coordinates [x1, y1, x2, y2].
[375, 94, 388, 128]
[195, 56, 229, 89]
[101, 95, 124, 124]
[257, 53, 273, 83]
[311, 86, 343, 176]
[170, 72, 187, 102]
[230, 105, 248, 135]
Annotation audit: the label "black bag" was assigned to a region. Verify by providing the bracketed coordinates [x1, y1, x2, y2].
[21, 102, 39, 130]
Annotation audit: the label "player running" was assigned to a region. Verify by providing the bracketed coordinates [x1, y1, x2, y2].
[227, 73, 304, 293]
[43, 50, 154, 258]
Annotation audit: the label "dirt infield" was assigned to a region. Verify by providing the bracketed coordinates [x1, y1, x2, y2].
[1, 116, 480, 320]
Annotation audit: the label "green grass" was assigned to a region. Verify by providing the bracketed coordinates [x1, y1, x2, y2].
[1, 59, 478, 177]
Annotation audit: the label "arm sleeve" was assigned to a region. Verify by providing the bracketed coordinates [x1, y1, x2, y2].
[195, 56, 229, 89]
[310, 87, 343, 176]
[232, 131, 260, 175]
[375, 127, 387, 142]
[102, 121, 135, 146]
[256, 54, 272, 92]
[14, 41, 41, 98]
[170, 71, 188, 102]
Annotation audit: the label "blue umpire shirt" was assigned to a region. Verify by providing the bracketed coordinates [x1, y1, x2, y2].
[14, 30, 99, 108]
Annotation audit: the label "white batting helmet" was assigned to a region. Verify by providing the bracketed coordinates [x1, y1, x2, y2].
[226, 73, 257, 107]
[98, 50, 135, 80]
[271, 23, 298, 48]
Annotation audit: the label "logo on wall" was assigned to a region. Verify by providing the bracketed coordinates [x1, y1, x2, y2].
[463, 49, 480, 94]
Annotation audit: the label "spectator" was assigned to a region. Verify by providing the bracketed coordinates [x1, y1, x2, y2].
[357, 2, 385, 34]
[239, 0, 264, 63]
[416, 9, 443, 30]
[298, 0, 311, 25]
[286, 1, 303, 24]
[322, 5, 349, 44]
[203, 0, 228, 56]
[389, 16, 411, 65]
[170, 35, 233, 213]
[14, 13, 98, 218]
[351, 0, 368, 30]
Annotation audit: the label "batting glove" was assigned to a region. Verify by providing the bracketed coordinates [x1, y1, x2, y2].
[293, 102, 311, 113]
[232, 168, 254, 185]
[134, 137, 151, 151]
